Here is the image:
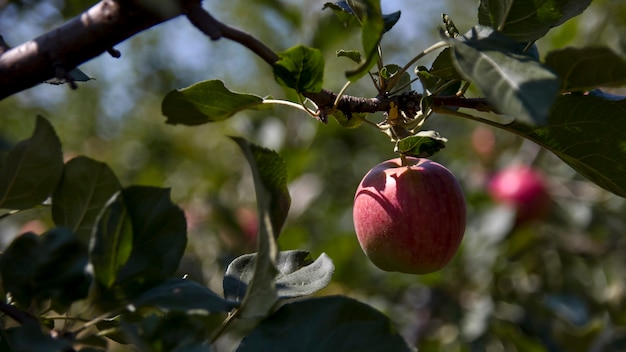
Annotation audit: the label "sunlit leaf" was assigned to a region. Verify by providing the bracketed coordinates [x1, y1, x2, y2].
[545, 47, 626, 92]
[0, 116, 63, 210]
[223, 250, 334, 301]
[236, 296, 412, 352]
[162, 80, 264, 125]
[396, 131, 447, 157]
[231, 137, 292, 318]
[478, 0, 592, 42]
[52, 156, 122, 242]
[451, 26, 560, 125]
[273, 45, 324, 93]
[337, 49, 362, 64]
[91, 191, 133, 289]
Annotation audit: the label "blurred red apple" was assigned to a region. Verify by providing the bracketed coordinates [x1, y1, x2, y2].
[353, 157, 466, 275]
[488, 164, 551, 222]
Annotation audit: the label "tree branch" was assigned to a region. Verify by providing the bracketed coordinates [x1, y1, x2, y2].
[0, 0, 200, 100]
[0, 0, 499, 121]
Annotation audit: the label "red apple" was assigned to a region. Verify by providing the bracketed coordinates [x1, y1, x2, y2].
[488, 164, 550, 222]
[353, 157, 467, 275]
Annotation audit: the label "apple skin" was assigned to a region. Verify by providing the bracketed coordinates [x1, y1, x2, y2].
[488, 165, 550, 223]
[353, 157, 467, 275]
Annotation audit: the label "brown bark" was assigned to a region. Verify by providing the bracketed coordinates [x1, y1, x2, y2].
[0, 0, 200, 100]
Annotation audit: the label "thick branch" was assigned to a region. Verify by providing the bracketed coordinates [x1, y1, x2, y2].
[0, 0, 200, 100]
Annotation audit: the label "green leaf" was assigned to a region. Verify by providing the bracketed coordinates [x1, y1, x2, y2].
[132, 279, 239, 314]
[478, 0, 592, 42]
[345, 0, 384, 81]
[52, 156, 122, 243]
[162, 80, 264, 125]
[0, 116, 63, 210]
[396, 131, 448, 157]
[430, 48, 464, 81]
[545, 47, 626, 92]
[0, 228, 90, 308]
[231, 137, 291, 237]
[381, 64, 411, 94]
[223, 250, 334, 301]
[92, 187, 187, 307]
[451, 26, 560, 125]
[337, 49, 362, 64]
[230, 137, 291, 318]
[236, 296, 412, 352]
[273, 45, 325, 93]
[91, 191, 133, 289]
[496, 93, 626, 197]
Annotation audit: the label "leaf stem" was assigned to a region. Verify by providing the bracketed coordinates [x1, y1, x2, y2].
[387, 41, 450, 92]
[209, 308, 240, 344]
[262, 98, 319, 118]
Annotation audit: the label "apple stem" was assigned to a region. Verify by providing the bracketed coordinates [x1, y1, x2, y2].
[400, 154, 408, 166]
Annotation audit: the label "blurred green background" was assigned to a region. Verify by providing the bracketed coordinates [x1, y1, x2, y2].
[1, 0, 626, 350]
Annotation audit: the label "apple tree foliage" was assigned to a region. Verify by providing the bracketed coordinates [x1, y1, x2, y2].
[1, 0, 626, 350]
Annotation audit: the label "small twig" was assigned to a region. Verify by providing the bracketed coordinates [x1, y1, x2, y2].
[386, 41, 449, 91]
[186, 4, 279, 65]
[0, 300, 37, 325]
[209, 308, 240, 344]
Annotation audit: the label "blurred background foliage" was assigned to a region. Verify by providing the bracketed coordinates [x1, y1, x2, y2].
[1, 0, 626, 350]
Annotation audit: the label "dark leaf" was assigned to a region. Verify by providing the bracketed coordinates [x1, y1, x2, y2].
[132, 278, 239, 314]
[430, 48, 464, 81]
[121, 313, 213, 352]
[383, 10, 401, 33]
[273, 45, 325, 93]
[115, 186, 187, 285]
[478, 0, 592, 42]
[5, 321, 73, 352]
[0, 116, 63, 210]
[451, 26, 560, 125]
[0, 228, 90, 308]
[497, 93, 626, 197]
[162, 80, 265, 125]
[236, 296, 412, 352]
[545, 47, 626, 92]
[52, 156, 122, 243]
